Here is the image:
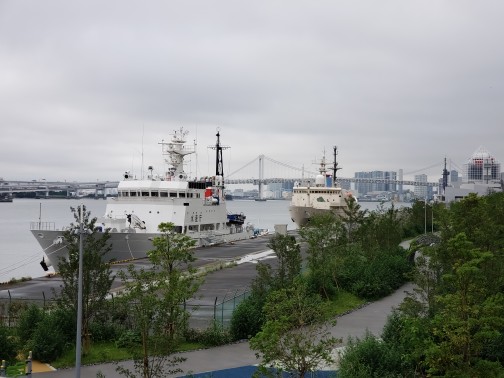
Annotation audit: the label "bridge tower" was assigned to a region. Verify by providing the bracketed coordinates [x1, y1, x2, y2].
[258, 155, 265, 199]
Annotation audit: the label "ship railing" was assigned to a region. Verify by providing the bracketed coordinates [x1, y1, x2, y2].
[29, 221, 56, 231]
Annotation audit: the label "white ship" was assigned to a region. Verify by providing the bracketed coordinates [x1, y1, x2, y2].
[31, 128, 254, 271]
[289, 146, 352, 227]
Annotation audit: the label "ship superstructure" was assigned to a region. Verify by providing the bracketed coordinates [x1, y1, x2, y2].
[31, 128, 254, 271]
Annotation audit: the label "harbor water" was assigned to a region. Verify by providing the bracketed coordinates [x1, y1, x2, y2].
[0, 198, 408, 282]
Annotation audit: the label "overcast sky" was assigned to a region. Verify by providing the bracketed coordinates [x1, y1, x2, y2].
[1, 1, 503, 183]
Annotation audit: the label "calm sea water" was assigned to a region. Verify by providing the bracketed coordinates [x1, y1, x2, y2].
[0, 198, 406, 281]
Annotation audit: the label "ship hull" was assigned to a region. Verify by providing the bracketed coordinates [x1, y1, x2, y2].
[32, 226, 254, 271]
[289, 204, 347, 228]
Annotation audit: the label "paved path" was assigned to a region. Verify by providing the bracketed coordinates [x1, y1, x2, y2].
[33, 282, 413, 377]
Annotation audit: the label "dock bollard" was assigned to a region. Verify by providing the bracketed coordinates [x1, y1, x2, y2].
[25, 351, 32, 376]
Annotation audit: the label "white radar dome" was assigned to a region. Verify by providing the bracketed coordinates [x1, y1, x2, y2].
[315, 174, 325, 186]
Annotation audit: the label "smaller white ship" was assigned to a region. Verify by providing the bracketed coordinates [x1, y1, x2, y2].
[289, 146, 353, 227]
[31, 128, 255, 271]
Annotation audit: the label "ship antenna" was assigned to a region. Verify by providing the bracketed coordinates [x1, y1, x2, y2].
[332, 146, 342, 187]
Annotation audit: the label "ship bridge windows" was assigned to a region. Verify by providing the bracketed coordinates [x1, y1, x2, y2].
[200, 223, 215, 231]
[119, 190, 197, 198]
[188, 224, 199, 232]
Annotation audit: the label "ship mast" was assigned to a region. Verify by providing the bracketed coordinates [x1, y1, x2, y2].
[332, 146, 342, 187]
[159, 127, 195, 181]
[209, 129, 230, 186]
[442, 157, 450, 195]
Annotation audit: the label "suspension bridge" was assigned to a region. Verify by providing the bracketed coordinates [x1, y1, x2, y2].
[0, 154, 449, 197]
[224, 154, 443, 187]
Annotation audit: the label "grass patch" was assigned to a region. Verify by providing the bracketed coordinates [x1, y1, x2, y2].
[51, 340, 207, 368]
[51, 342, 135, 369]
[176, 341, 206, 352]
[326, 290, 366, 317]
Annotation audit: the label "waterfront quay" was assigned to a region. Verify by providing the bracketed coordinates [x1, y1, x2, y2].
[0, 232, 282, 329]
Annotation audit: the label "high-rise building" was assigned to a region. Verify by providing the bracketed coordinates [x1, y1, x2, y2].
[450, 170, 459, 182]
[267, 181, 295, 199]
[354, 171, 397, 195]
[463, 146, 501, 184]
[414, 174, 428, 199]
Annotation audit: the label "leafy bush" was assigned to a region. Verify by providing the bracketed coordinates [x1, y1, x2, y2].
[338, 248, 411, 300]
[185, 321, 231, 347]
[115, 330, 141, 349]
[201, 321, 231, 346]
[17, 304, 45, 343]
[0, 323, 17, 364]
[229, 295, 265, 341]
[89, 321, 124, 343]
[32, 308, 75, 362]
[338, 332, 403, 378]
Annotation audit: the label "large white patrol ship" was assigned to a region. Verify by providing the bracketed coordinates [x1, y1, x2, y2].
[31, 128, 254, 271]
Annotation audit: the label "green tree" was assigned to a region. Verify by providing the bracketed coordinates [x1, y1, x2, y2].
[425, 234, 504, 376]
[266, 233, 302, 290]
[53, 205, 114, 354]
[17, 304, 45, 347]
[357, 203, 403, 255]
[116, 222, 200, 378]
[342, 196, 367, 243]
[230, 232, 303, 341]
[250, 279, 340, 378]
[299, 213, 346, 298]
[31, 308, 75, 362]
[0, 323, 17, 364]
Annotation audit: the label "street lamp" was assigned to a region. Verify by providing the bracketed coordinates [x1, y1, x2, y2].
[75, 204, 84, 378]
[424, 197, 427, 234]
[431, 204, 434, 233]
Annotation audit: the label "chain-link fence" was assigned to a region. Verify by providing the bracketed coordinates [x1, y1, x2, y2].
[0, 291, 56, 327]
[1, 288, 250, 330]
[184, 288, 251, 330]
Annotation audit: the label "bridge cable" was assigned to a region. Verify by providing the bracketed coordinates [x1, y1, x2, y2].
[403, 160, 444, 176]
[262, 155, 318, 176]
[227, 156, 260, 178]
